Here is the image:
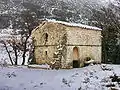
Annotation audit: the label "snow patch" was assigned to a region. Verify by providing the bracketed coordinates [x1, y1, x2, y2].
[28, 64, 50, 69]
[0, 64, 120, 90]
[46, 19, 102, 31]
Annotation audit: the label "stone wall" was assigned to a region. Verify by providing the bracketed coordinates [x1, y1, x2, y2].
[65, 27, 101, 68]
[32, 21, 102, 68]
[66, 27, 101, 45]
[32, 22, 67, 46]
[66, 46, 101, 67]
[32, 22, 67, 64]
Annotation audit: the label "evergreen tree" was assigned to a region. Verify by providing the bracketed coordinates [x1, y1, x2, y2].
[91, 1, 120, 63]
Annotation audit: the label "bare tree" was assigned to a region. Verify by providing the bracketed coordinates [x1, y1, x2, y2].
[0, 36, 23, 65]
[13, 10, 39, 65]
[7, 37, 21, 65]
[0, 40, 14, 65]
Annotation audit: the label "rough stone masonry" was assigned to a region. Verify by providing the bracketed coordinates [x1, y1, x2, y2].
[31, 20, 102, 68]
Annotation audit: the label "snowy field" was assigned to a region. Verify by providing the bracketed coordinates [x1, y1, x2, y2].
[0, 64, 120, 90]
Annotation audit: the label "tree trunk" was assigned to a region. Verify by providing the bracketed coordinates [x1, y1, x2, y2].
[3, 42, 14, 65]
[13, 46, 18, 65]
[22, 38, 28, 65]
[22, 49, 26, 65]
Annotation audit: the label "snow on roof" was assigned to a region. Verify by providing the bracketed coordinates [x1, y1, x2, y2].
[46, 19, 102, 31]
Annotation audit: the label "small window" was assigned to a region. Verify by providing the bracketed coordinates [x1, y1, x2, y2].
[45, 51, 47, 56]
[45, 33, 48, 42]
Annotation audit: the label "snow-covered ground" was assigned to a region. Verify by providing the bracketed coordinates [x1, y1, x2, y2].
[0, 64, 120, 90]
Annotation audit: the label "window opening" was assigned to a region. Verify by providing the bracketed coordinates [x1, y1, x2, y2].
[45, 51, 47, 56]
[45, 33, 48, 42]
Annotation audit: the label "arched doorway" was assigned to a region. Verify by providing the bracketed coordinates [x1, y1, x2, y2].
[73, 47, 79, 68]
[73, 47, 79, 60]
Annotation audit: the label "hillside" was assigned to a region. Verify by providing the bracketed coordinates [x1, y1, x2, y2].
[0, 0, 112, 29]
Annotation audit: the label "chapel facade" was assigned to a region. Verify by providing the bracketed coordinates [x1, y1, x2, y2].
[31, 20, 102, 68]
